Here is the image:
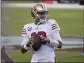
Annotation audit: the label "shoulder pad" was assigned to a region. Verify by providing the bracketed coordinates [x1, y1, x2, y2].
[24, 23, 34, 31]
[48, 19, 56, 24]
[24, 23, 34, 28]
[22, 23, 33, 36]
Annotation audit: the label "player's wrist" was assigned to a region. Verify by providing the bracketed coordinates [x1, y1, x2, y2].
[26, 39, 32, 47]
[57, 40, 62, 48]
[41, 38, 50, 44]
[46, 39, 50, 43]
[26, 42, 31, 47]
[24, 44, 29, 50]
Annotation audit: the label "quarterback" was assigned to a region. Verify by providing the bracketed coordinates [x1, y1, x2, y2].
[21, 3, 62, 63]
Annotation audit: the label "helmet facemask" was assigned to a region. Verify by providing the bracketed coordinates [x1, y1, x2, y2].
[36, 11, 48, 22]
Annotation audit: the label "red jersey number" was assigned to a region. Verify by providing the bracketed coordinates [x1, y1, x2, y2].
[31, 31, 46, 37]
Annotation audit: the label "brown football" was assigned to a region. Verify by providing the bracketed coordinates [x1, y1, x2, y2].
[32, 34, 42, 51]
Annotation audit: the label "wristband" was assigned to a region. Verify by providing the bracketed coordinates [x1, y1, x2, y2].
[24, 44, 29, 50]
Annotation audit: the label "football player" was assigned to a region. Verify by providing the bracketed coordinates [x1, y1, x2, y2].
[21, 3, 62, 63]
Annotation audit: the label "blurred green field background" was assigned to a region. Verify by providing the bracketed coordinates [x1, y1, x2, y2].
[2, 8, 84, 37]
[8, 50, 84, 62]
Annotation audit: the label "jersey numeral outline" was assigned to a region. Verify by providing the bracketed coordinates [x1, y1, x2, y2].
[31, 31, 46, 37]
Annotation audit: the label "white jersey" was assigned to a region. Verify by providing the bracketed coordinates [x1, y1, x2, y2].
[21, 19, 62, 62]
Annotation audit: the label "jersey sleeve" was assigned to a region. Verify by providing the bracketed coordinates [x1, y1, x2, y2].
[21, 25, 29, 46]
[21, 25, 27, 36]
[51, 20, 60, 32]
[50, 19, 62, 41]
[48, 20, 62, 48]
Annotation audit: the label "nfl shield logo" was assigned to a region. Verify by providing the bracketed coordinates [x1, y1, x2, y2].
[28, 27, 32, 31]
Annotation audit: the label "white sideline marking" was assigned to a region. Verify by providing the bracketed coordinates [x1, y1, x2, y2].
[3, 36, 83, 49]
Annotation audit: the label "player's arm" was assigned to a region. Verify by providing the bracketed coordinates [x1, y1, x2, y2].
[21, 43, 28, 54]
[21, 37, 32, 54]
[42, 31, 62, 48]
[49, 20, 62, 48]
[21, 26, 31, 54]
[52, 30, 62, 48]
[21, 43, 30, 54]
[41, 20, 62, 48]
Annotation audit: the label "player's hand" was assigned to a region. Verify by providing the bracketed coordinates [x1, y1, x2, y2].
[57, 40, 62, 49]
[40, 36, 50, 44]
[26, 37, 33, 47]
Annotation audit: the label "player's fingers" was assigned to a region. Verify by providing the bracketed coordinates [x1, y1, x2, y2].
[40, 36, 45, 39]
[31, 42, 33, 45]
[40, 36, 48, 42]
[41, 39, 44, 42]
[29, 38, 33, 41]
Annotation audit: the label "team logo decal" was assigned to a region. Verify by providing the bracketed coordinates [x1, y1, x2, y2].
[28, 27, 32, 31]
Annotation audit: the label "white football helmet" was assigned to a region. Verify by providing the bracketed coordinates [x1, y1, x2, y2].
[31, 3, 48, 22]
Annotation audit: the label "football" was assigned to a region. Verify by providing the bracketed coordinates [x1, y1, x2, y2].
[32, 34, 42, 51]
